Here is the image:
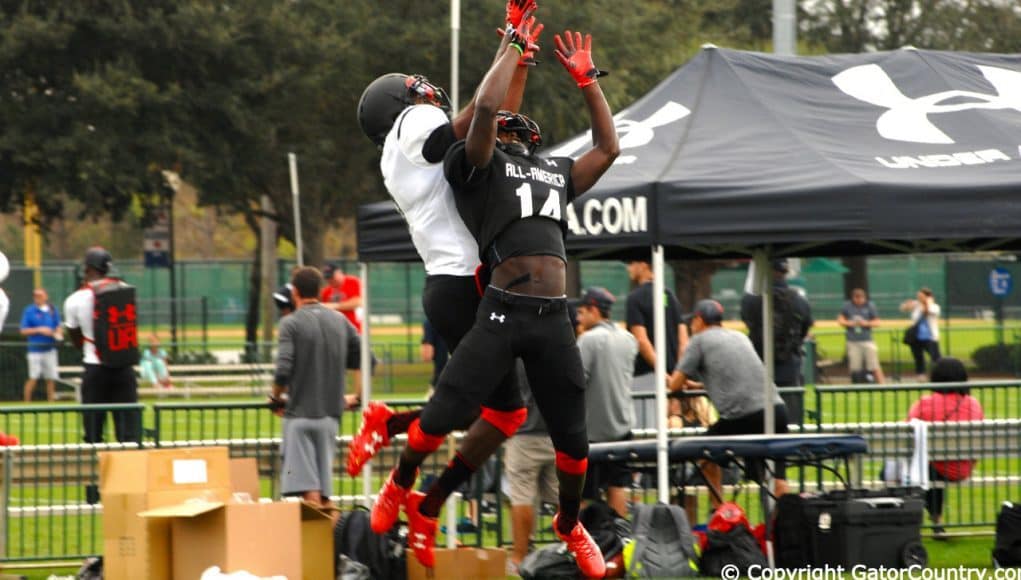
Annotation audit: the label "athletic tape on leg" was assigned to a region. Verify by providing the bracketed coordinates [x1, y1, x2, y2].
[480, 406, 528, 437]
[556, 451, 588, 475]
[407, 418, 445, 453]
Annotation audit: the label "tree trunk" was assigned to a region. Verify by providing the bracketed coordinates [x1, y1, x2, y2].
[243, 210, 262, 362]
[842, 256, 868, 299]
[302, 213, 327, 268]
[669, 260, 720, 312]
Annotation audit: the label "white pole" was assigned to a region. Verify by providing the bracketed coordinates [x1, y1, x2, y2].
[773, 0, 796, 56]
[360, 262, 373, 507]
[755, 251, 776, 435]
[652, 245, 669, 503]
[450, 0, 460, 113]
[288, 153, 304, 267]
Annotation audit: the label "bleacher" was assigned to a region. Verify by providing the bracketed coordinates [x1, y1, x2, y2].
[55, 362, 275, 399]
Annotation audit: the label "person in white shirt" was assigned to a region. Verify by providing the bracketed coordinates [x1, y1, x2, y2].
[64, 247, 140, 444]
[900, 287, 942, 381]
[347, 0, 539, 483]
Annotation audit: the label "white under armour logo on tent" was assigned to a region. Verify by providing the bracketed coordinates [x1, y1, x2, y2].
[832, 63, 1021, 144]
[548, 101, 691, 164]
[490, 312, 506, 323]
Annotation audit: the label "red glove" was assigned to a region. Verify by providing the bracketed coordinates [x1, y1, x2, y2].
[505, 0, 537, 27]
[554, 31, 608, 88]
[506, 14, 540, 63]
[499, 18, 543, 66]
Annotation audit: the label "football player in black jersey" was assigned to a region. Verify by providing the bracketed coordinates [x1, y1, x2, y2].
[349, 1, 541, 488]
[384, 25, 619, 576]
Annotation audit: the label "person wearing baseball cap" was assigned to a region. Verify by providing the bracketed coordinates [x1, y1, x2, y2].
[739, 258, 813, 423]
[273, 283, 296, 317]
[575, 287, 638, 518]
[669, 299, 790, 509]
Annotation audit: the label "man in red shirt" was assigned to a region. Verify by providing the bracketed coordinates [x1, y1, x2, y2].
[320, 264, 363, 333]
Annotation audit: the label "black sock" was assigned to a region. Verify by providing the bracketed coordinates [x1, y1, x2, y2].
[420, 453, 476, 518]
[557, 498, 581, 534]
[386, 410, 421, 438]
[395, 448, 428, 488]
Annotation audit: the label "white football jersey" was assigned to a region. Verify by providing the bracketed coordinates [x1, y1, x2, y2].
[381, 105, 479, 276]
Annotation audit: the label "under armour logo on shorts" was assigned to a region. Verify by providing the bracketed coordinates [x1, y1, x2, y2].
[490, 312, 506, 323]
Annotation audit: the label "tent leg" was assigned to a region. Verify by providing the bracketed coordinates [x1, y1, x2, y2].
[360, 262, 373, 508]
[652, 245, 669, 504]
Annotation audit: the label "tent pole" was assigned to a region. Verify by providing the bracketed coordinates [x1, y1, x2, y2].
[756, 251, 776, 435]
[360, 261, 373, 507]
[652, 245, 669, 504]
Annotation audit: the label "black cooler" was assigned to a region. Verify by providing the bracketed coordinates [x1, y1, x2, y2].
[776, 491, 927, 569]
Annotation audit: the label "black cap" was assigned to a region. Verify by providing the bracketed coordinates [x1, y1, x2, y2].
[322, 263, 340, 279]
[772, 258, 789, 273]
[693, 299, 724, 325]
[83, 247, 113, 275]
[272, 283, 295, 312]
[579, 287, 616, 315]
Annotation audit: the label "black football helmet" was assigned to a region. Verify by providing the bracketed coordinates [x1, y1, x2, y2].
[495, 111, 542, 156]
[357, 73, 452, 146]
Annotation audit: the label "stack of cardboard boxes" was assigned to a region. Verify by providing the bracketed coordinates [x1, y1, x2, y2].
[100, 446, 332, 580]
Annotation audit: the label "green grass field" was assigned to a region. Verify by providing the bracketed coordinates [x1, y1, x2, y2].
[3, 322, 1021, 573]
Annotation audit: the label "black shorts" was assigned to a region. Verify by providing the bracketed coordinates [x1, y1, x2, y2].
[422, 275, 480, 351]
[421, 275, 521, 422]
[706, 404, 789, 480]
[420, 287, 587, 459]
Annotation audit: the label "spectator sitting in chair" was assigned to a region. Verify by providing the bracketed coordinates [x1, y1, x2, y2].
[140, 334, 172, 390]
[907, 357, 984, 538]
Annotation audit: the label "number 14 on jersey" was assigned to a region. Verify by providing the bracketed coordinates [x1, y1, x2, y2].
[515, 183, 562, 220]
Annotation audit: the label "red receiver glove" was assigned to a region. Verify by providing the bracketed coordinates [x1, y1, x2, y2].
[505, 0, 537, 28]
[554, 31, 608, 88]
[499, 17, 544, 66]
[505, 12, 540, 63]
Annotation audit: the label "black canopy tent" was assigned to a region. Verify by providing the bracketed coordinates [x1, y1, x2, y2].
[359, 46, 1021, 261]
[355, 46, 1021, 501]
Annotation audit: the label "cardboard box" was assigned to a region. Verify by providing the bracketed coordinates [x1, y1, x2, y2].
[140, 500, 334, 580]
[407, 547, 507, 580]
[99, 446, 232, 580]
[229, 458, 261, 499]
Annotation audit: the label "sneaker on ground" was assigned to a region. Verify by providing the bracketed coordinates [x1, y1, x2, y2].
[406, 492, 439, 568]
[371, 468, 413, 534]
[554, 513, 606, 578]
[347, 401, 393, 476]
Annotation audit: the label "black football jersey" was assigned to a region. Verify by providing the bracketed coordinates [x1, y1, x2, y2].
[444, 141, 576, 262]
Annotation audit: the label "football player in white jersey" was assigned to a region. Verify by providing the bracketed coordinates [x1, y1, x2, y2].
[348, 1, 540, 482]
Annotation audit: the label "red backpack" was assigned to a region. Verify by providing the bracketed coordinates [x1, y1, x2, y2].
[89, 279, 140, 368]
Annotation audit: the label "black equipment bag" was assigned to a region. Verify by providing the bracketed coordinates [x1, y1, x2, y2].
[90, 279, 140, 368]
[701, 525, 767, 577]
[775, 491, 927, 569]
[335, 508, 407, 580]
[994, 502, 1021, 567]
[519, 543, 580, 580]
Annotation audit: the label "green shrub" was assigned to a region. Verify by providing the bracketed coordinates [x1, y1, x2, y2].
[970, 343, 1021, 373]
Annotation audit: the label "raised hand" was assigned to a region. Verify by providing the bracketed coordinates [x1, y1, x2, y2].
[506, 12, 540, 59]
[496, 14, 543, 66]
[554, 30, 608, 88]
[505, 0, 537, 27]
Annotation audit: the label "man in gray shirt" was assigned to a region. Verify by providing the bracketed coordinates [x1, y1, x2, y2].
[668, 299, 789, 508]
[271, 267, 361, 515]
[837, 288, 885, 383]
[577, 287, 638, 517]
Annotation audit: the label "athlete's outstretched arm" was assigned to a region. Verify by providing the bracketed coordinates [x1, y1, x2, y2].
[465, 13, 538, 168]
[451, 0, 538, 139]
[554, 31, 619, 196]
